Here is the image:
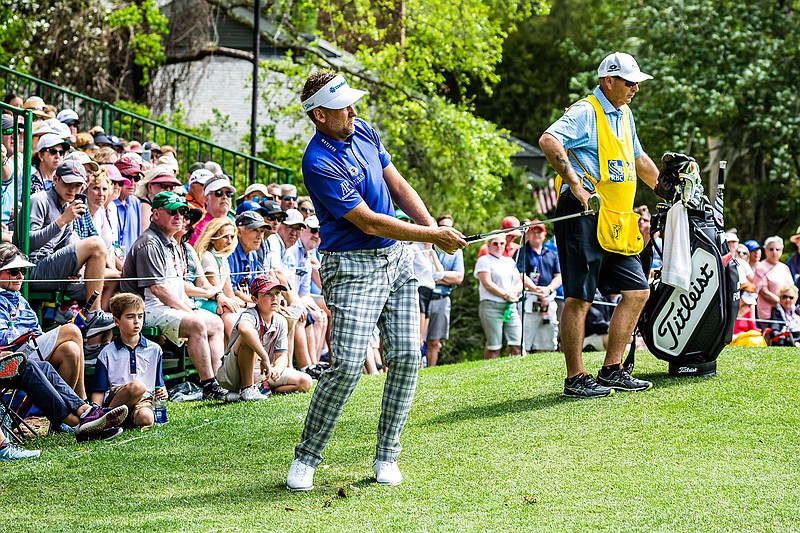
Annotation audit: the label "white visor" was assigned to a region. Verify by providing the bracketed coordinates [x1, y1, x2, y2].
[1, 256, 36, 271]
[741, 291, 757, 306]
[301, 75, 367, 112]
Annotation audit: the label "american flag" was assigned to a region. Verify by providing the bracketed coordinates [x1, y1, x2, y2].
[534, 177, 558, 214]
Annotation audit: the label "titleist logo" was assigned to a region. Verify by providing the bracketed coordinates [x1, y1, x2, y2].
[652, 248, 719, 357]
[657, 264, 714, 351]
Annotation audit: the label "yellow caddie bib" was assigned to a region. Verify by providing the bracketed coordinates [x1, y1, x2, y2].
[585, 95, 642, 255]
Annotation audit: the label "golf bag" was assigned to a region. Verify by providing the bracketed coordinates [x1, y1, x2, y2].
[633, 153, 739, 377]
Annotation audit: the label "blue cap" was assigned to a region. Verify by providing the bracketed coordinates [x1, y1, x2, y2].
[743, 239, 760, 252]
[236, 200, 269, 217]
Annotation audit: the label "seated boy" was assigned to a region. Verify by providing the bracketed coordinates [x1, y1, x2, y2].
[217, 276, 312, 401]
[89, 293, 167, 428]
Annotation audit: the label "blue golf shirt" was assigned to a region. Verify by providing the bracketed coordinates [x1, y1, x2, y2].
[302, 118, 395, 252]
[228, 243, 258, 288]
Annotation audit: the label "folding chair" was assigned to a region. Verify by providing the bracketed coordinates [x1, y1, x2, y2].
[0, 387, 37, 444]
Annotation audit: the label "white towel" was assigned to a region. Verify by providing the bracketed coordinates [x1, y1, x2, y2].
[661, 200, 692, 291]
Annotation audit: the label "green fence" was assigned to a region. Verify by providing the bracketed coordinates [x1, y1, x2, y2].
[1, 104, 34, 297]
[1, 65, 292, 190]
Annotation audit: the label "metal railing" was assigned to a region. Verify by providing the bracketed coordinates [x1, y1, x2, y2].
[1, 104, 34, 298]
[1, 65, 292, 190]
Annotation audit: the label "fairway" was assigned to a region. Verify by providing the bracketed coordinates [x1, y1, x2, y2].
[2, 347, 799, 532]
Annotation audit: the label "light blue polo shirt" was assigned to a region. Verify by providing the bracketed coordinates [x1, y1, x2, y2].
[302, 118, 395, 252]
[545, 86, 643, 193]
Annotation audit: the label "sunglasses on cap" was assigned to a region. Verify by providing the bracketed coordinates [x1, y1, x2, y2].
[46, 148, 66, 156]
[613, 76, 639, 88]
[282, 195, 297, 201]
[299, 206, 315, 215]
[214, 190, 234, 198]
[2, 267, 26, 277]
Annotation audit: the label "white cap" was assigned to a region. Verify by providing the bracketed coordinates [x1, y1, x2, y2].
[189, 168, 214, 186]
[57, 109, 80, 123]
[304, 215, 319, 229]
[36, 133, 68, 152]
[597, 52, 653, 83]
[301, 74, 367, 112]
[282, 208, 306, 227]
[64, 150, 100, 173]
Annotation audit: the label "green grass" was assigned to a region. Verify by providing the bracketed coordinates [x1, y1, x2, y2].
[3, 347, 800, 532]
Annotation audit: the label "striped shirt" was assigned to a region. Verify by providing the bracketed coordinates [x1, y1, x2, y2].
[545, 86, 643, 193]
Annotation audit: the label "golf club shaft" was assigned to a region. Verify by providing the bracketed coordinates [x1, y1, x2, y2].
[465, 210, 594, 243]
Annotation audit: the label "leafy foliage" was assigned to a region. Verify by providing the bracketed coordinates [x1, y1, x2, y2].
[108, 0, 170, 86]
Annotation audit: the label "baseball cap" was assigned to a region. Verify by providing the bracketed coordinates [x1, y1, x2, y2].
[144, 164, 180, 185]
[261, 199, 285, 218]
[105, 134, 122, 147]
[501, 215, 522, 236]
[37, 133, 68, 152]
[1, 115, 14, 132]
[157, 154, 179, 174]
[103, 164, 131, 186]
[528, 219, 546, 231]
[597, 52, 653, 83]
[32, 122, 59, 137]
[244, 183, 270, 198]
[150, 173, 183, 186]
[743, 239, 761, 252]
[301, 74, 367, 112]
[395, 209, 411, 221]
[250, 275, 287, 296]
[142, 141, 161, 153]
[55, 160, 88, 184]
[204, 175, 235, 196]
[151, 191, 188, 211]
[189, 168, 214, 186]
[57, 109, 80, 124]
[0, 255, 35, 271]
[63, 150, 100, 173]
[305, 215, 320, 229]
[236, 210, 269, 229]
[93, 133, 112, 146]
[115, 153, 144, 179]
[236, 200, 269, 217]
[283, 209, 306, 227]
[127, 140, 143, 154]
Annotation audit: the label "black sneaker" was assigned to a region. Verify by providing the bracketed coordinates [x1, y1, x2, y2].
[76, 426, 123, 443]
[203, 383, 237, 402]
[563, 373, 615, 398]
[597, 367, 653, 392]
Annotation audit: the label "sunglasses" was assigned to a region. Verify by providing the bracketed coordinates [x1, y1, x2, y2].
[489, 242, 504, 247]
[46, 148, 66, 156]
[2, 128, 14, 135]
[309, 228, 319, 234]
[267, 214, 286, 222]
[163, 208, 189, 217]
[67, 121, 80, 127]
[614, 76, 638, 88]
[282, 195, 297, 201]
[2, 267, 26, 276]
[780, 295, 797, 300]
[299, 206, 315, 214]
[214, 190, 234, 198]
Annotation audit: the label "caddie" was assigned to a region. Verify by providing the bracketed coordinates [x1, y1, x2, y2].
[539, 52, 660, 398]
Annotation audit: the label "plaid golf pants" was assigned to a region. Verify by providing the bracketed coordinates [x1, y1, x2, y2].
[295, 242, 420, 467]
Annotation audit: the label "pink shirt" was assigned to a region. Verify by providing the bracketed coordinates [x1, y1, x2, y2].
[750, 260, 793, 320]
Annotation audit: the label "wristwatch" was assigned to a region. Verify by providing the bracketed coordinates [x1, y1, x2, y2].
[212, 291, 222, 301]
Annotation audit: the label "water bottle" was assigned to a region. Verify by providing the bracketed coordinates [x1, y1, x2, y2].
[153, 387, 168, 424]
[502, 303, 513, 323]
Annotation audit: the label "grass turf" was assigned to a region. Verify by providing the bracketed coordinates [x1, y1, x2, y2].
[2, 346, 799, 532]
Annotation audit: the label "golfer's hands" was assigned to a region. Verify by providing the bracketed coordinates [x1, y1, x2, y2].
[432, 226, 467, 255]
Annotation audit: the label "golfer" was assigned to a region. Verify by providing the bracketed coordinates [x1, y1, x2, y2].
[286, 71, 466, 490]
[539, 52, 659, 398]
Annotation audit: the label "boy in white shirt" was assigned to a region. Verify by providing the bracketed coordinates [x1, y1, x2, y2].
[90, 293, 167, 428]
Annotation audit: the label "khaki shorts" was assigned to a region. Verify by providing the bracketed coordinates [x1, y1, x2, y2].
[216, 350, 245, 391]
[267, 367, 294, 389]
[106, 384, 154, 425]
